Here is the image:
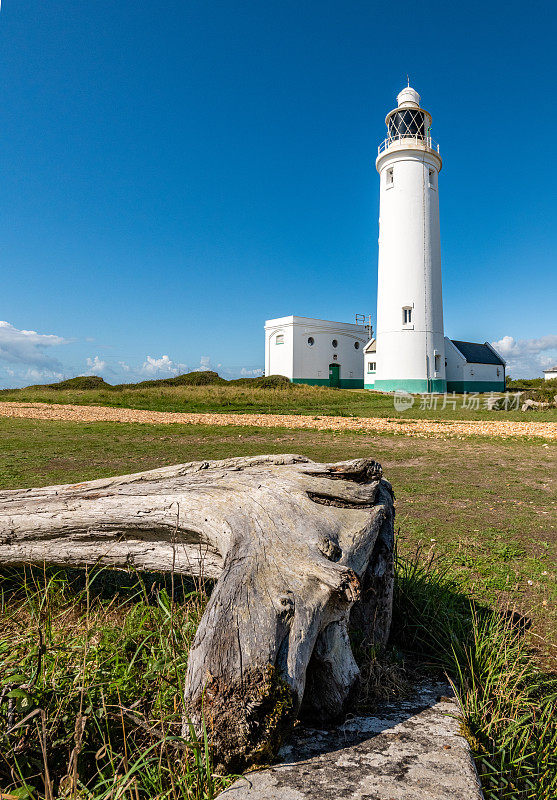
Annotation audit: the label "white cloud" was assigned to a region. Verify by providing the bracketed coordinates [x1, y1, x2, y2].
[0, 320, 66, 368]
[491, 335, 557, 378]
[199, 356, 211, 371]
[24, 368, 66, 382]
[218, 365, 265, 379]
[85, 356, 107, 375]
[141, 355, 188, 376]
[118, 361, 131, 372]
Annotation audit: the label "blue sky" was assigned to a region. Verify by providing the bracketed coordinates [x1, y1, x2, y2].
[1, 0, 556, 387]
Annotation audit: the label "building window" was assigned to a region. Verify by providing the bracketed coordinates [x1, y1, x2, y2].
[402, 307, 412, 325]
[367, 362, 376, 373]
[332, 339, 338, 348]
[275, 334, 284, 344]
[428, 168, 436, 189]
[354, 341, 360, 350]
[386, 167, 394, 187]
[307, 336, 314, 346]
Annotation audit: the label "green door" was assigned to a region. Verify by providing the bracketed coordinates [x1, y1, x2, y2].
[328, 363, 340, 388]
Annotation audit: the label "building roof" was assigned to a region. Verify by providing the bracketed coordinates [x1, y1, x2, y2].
[543, 366, 557, 373]
[450, 340, 505, 366]
[364, 338, 376, 353]
[264, 315, 367, 332]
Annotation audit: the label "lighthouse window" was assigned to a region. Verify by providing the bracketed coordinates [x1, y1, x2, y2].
[403, 307, 412, 324]
[386, 167, 394, 187]
[332, 339, 338, 348]
[275, 334, 284, 345]
[429, 168, 436, 189]
[354, 341, 360, 350]
[307, 336, 314, 346]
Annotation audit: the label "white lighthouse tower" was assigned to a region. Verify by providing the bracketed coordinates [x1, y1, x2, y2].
[373, 85, 446, 393]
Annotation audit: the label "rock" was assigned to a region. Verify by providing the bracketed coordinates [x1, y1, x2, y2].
[521, 399, 551, 411]
[219, 681, 483, 800]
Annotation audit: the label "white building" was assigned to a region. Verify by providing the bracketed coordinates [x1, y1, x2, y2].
[265, 316, 368, 388]
[370, 85, 504, 394]
[444, 340, 505, 393]
[365, 337, 505, 392]
[543, 366, 557, 381]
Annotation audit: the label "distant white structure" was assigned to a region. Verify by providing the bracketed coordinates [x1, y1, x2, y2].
[543, 366, 557, 381]
[265, 316, 368, 387]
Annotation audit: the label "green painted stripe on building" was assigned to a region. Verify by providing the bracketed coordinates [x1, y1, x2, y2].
[373, 378, 447, 394]
[446, 380, 506, 393]
[291, 378, 329, 386]
[291, 378, 364, 389]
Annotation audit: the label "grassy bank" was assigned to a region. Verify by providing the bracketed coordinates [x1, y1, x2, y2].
[2, 383, 557, 421]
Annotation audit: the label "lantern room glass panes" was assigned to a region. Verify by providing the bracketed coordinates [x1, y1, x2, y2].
[388, 110, 425, 142]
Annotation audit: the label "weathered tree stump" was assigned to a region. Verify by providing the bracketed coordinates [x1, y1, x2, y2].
[0, 454, 395, 771]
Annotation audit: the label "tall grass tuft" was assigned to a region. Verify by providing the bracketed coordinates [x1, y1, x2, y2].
[393, 550, 557, 800]
[0, 566, 231, 799]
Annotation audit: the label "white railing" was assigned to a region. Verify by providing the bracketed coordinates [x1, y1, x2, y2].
[377, 135, 440, 155]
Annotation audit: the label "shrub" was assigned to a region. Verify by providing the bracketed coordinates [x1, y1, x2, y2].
[44, 375, 111, 390]
[114, 371, 227, 390]
[229, 375, 292, 389]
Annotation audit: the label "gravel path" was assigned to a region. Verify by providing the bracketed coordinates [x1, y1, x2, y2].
[1, 401, 556, 440]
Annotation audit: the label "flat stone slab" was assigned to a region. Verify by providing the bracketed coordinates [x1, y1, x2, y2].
[219, 682, 483, 800]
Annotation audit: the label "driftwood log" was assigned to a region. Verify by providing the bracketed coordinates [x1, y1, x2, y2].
[0, 454, 395, 770]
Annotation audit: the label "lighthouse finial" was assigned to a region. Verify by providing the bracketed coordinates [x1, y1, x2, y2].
[407, 74, 410, 87]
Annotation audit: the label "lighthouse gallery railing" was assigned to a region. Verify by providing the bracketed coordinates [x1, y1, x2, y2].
[377, 135, 440, 155]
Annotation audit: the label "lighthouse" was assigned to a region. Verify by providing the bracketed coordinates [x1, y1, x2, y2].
[373, 85, 447, 393]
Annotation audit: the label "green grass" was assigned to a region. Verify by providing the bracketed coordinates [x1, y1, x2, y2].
[1, 418, 554, 641]
[1, 418, 556, 798]
[1, 557, 555, 800]
[0, 566, 229, 799]
[2, 383, 556, 421]
[393, 554, 557, 800]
